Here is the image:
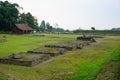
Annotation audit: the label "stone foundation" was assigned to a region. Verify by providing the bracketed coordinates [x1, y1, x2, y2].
[0, 52, 50, 67]
[28, 47, 65, 56]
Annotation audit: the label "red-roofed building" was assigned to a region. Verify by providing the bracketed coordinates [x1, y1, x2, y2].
[12, 24, 33, 34]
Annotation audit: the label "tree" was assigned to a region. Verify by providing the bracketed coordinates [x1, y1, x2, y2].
[39, 20, 46, 32]
[91, 27, 95, 30]
[0, 1, 20, 31]
[46, 22, 52, 32]
[18, 12, 39, 30]
[18, 13, 27, 23]
[91, 27, 95, 35]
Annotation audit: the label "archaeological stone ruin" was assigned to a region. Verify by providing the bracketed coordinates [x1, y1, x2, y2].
[77, 36, 96, 42]
[0, 35, 7, 43]
[0, 35, 97, 67]
[45, 40, 88, 50]
[0, 52, 50, 67]
[28, 47, 66, 56]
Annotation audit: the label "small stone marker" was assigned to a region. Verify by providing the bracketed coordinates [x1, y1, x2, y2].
[12, 53, 20, 59]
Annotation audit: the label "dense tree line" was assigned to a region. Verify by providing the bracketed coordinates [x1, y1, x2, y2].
[0, 1, 20, 31]
[0, 1, 39, 31]
[0, 1, 64, 33]
[73, 29, 120, 35]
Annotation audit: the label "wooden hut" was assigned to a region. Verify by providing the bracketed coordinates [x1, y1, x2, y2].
[12, 24, 33, 34]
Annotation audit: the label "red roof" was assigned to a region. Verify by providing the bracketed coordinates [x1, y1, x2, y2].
[15, 24, 33, 30]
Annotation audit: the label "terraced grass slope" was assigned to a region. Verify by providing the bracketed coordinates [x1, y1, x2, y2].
[0, 34, 120, 80]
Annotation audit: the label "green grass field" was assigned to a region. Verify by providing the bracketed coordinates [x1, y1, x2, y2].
[0, 34, 120, 80]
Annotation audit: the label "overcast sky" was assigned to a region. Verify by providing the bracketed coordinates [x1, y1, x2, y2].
[4, 0, 120, 30]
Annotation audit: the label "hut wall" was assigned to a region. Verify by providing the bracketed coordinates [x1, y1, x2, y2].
[12, 26, 23, 34]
